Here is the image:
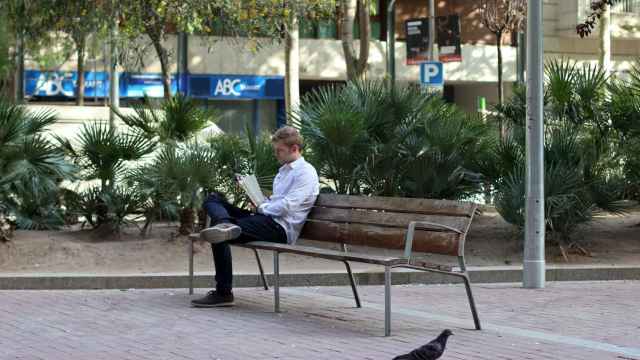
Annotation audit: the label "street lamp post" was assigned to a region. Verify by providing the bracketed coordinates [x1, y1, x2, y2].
[428, 0, 435, 61]
[524, 0, 545, 289]
[109, 1, 119, 127]
[386, 0, 397, 84]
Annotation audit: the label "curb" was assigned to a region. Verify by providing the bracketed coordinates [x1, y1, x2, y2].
[1, 266, 639, 290]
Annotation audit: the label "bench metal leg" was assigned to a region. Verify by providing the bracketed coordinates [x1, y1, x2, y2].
[188, 238, 194, 295]
[384, 266, 391, 337]
[343, 261, 361, 308]
[252, 248, 269, 290]
[458, 256, 481, 330]
[340, 244, 361, 308]
[274, 251, 280, 313]
[462, 274, 481, 330]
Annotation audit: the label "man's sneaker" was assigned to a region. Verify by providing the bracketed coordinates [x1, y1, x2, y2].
[191, 290, 234, 308]
[200, 223, 241, 244]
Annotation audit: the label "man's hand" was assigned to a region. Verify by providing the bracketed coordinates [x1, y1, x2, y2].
[248, 203, 257, 213]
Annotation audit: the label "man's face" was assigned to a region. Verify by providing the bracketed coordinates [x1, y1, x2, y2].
[272, 141, 299, 165]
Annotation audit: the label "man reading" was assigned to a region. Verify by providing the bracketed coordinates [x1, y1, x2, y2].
[191, 126, 319, 307]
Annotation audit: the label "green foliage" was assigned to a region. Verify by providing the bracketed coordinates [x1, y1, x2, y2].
[0, 102, 75, 231]
[0, 9, 11, 97]
[57, 122, 156, 189]
[56, 121, 155, 231]
[0, 0, 68, 76]
[294, 82, 373, 194]
[206, 125, 280, 205]
[486, 59, 630, 245]
[115, 94, 218, 143]
[218, 0, 336, 44]
[294, 80, 491, 199]
[67, 185, 150, 231]
[492, 126, 626, 241]
[609, 61, 640, 201]
[245, 125, 282, 189]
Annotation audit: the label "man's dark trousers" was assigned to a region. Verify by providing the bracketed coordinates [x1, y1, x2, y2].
[202, 193, 287, 294]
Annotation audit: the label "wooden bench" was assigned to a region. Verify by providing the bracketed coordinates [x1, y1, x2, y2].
[188, 194, 481, 336]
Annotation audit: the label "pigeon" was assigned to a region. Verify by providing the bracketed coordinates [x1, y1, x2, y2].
[392, 329, 453, 360]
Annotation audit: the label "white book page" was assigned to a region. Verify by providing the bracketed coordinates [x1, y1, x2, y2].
[235, 174, 267, 207]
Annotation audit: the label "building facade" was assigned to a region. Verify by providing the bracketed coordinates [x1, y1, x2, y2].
[23, 0, 640, 133]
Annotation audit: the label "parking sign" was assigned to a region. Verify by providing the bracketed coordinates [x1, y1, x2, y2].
[420, 61, 444, 86]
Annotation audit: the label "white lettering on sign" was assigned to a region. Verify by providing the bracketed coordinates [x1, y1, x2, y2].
[424, 64, 439, 80]
[420, 62, 444, 86]
[214, 79, 241, 96]
[35, 73, 74, 97]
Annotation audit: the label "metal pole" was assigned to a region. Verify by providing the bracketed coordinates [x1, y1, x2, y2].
[177, 32, 188, 95]
[384, 266, 391, 336]
[524, 0, 545, 289]
[93, 31, 98, 103]
[103, 34, 108, 107]
[517, 32, 526, 84]
[386, 0, 397, 84]
[428, 0, 436, 61]
[109, 0, 119, 127]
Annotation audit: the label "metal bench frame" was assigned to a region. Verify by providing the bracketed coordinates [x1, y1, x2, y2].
[188, 203, 481, 337]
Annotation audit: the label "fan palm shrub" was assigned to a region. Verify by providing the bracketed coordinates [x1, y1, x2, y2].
[115, 94, 228, 235]
[125, 142, 218, 235]
[114, 94, 218, 143]
[57, 121, 156, 232]
[293, 80, 491, 199]
[608, 62, 640, 202]
[0, 102, 75, 233]
[205, 125, 280, 206]
[485, 59, 628, 258]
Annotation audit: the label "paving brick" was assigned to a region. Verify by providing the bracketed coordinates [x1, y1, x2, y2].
[0, 281, 639, 359]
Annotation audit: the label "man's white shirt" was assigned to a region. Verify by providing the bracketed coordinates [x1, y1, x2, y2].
[257, 157, 319, 244]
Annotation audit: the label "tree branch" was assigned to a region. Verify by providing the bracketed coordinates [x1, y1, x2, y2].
[577, 0, 616, 38]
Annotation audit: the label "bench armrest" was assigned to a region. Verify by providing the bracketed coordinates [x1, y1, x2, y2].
[403, 221, 462, 258]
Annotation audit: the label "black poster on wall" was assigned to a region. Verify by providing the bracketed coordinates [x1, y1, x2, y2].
[437, 14, 462, 62]
[405, 18, 429, 65]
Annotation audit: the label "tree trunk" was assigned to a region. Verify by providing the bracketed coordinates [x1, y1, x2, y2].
[150, 34, 172, 100]
[179, 207, 195, 235]
[496, 32, 503, 106]
[340, 0, 357, 78]
[76, 37, 86, 106]
[340, 0, 370, 81]
[599, 3, 611, 74]
[356, 0, 371, 76]
[285, 17, 300, 119]
[496, 32, 506, 139]
[14, 31, 24, 103]
[109, 0, 119, 127]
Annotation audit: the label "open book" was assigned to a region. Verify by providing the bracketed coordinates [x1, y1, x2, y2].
[235, 174, 267, 207]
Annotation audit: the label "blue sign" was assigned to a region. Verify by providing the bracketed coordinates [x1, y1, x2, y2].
[25, 70, 111, 98]
[121, 73, 177, 97]
[420, 61, 444, 86]
[188, 74, 284, 100]
[24, 71, 284, 100]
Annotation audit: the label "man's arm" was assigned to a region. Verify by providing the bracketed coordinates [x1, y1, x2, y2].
[258, 172, 317, 217]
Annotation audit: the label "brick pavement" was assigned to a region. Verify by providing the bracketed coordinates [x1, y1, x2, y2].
[0, 281, 639, 360]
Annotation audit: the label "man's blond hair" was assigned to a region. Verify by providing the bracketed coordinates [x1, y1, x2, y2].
[271, 126, 303, 150]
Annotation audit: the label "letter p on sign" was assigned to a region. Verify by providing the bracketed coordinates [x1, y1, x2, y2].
[420, 61, 444, 86]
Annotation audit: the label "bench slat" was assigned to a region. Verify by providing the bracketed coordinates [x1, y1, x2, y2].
[300, 221, 460, 256]
[315, 194, 475, 217]
[240, 241, 408, 266]
[308, 207, 470, 232]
